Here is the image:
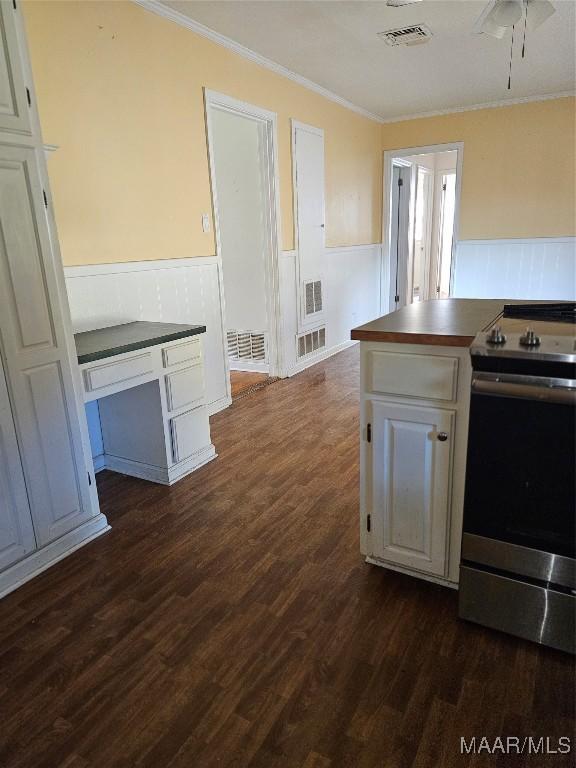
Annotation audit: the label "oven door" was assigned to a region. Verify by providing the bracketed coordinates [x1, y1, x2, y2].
[463, 372, 576, 567]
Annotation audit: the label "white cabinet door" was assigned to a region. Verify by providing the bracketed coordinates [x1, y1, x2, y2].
[0, 0, 31, 134]
[0, 145, 99, 547]
[368, 400, 454, 576]
[0, 356, 36, 570]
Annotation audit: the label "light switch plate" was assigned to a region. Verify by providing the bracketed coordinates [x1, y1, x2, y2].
[202, 213, 211, 233]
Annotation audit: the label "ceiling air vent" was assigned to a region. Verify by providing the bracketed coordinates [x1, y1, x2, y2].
[377, 24, 433, 46]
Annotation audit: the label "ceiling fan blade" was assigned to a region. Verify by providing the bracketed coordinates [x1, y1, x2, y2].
[526, 0, 556, 31]
[479, 15, 509, 38]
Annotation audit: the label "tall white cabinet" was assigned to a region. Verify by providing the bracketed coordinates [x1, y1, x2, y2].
[0, 0, 108, 597]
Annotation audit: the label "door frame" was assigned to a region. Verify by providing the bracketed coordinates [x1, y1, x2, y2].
[204, 89, 284, 386]
[381, 142, 463, 314]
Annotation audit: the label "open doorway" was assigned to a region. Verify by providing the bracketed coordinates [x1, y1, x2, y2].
[383, 143, 462, 312]
[205, 91, 282, 401]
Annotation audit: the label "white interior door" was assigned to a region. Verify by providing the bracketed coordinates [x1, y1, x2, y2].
[410, 166, 433, 302]
[388, 163, 412, 311]
[435, 172, 457, 299]
[210, 107, 270, 374]
[292, 121, 325, 330]
[0, 355, 36, 570]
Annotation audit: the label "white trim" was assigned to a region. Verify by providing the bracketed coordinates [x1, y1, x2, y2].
[103, 444, 217, 486]
[229, 360, 270, 374]
[365, 556, 458, 589]
[286, 339, 357, 377]
[132, 0, 383, 124]
[64, 255, 218, 278]
[459, 236, 576, 246]
[93, 453, 106, 473]
[382, 142, 464, 312]
[0, 515, 110, 600]
[204, 88, 284, 384]
[378, 91, 575, 124]
[207, 394, 232, 416]
[324, 243, 383, 256]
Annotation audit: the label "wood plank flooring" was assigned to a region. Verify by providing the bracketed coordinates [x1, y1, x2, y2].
[0, 347, 574, 767]
[230, 371, 271, 399]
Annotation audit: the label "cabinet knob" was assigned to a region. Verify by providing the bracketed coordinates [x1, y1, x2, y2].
[437, 432, 448, 442]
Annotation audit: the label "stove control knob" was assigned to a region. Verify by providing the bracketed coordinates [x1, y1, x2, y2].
[486, 326, 506, 344]
[519, 327, 541, 347]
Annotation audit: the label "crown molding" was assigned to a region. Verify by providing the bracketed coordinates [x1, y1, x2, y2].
[131, 0, 384, 124]
[379, 91, 575, 124]
[132, 1, 574, 127]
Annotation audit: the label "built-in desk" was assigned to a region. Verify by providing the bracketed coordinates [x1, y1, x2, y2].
[75, 322, 216, 485]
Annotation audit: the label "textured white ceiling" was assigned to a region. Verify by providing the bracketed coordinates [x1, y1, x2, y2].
[160, 0, 576, 120]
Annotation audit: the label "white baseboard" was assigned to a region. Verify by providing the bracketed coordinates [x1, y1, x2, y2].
[103, 444, 217, 485]
[93, 453, 106, 473]
[0, 514, 111, 600]
[207, 394, 232, 416]
[285, 339, 357, 377]
[365, 555, 459, 590]
[228, 360, 269, 373]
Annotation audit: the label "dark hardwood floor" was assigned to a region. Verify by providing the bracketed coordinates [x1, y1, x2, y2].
[0, 347, 574, 767]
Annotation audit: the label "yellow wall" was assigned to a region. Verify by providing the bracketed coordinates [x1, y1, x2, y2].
[381, 97, 576, 240]
[23, 0, 382, 265]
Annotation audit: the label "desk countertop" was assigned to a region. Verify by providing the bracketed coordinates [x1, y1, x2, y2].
[75, 321, 206, 365]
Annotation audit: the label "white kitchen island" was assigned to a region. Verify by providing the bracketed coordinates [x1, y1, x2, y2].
[351, 299, 509, 587]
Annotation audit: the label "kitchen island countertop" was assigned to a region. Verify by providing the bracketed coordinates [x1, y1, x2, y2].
[351, 298, 508, 347]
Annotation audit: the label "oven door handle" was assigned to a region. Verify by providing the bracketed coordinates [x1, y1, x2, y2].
[471, 376, 576, 405]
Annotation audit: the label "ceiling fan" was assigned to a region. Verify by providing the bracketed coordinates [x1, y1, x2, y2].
[474, 0, 556, 88]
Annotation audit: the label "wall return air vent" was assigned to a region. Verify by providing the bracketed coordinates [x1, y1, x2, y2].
[297, 327, 326, 359]
[377, 24, 433, 46]
[304, 280, 323, 316]
[227, 330, 267, 362]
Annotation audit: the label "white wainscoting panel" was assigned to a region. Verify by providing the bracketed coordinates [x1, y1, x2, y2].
[453, 238, 576, 300]
[280, 244, 382, 374]
[64, 258, 230, 413]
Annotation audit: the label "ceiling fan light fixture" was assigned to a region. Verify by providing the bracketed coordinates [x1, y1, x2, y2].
[490, 0, 524, 27]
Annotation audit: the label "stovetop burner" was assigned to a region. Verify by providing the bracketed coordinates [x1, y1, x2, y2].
[503, 302, 576, 324]
[471, 302, 576, 367]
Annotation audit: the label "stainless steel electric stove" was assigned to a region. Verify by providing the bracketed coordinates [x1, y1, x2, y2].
[459, 302, 576, 654]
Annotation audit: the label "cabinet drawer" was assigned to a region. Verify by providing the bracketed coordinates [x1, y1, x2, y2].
[83, 353, 154, 393]
[162, 339, 201, 368]
[368, 351, 457, 401]
[165, 365, 204, 412]
[170, 407, 210, 463]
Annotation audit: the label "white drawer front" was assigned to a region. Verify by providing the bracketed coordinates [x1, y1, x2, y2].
[162, 339, 201, 368]
[170, 407, 210, 463]
[84, 353, 154, 393]
[165, 366, 204, 412]
[368, 351, 458, 401]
